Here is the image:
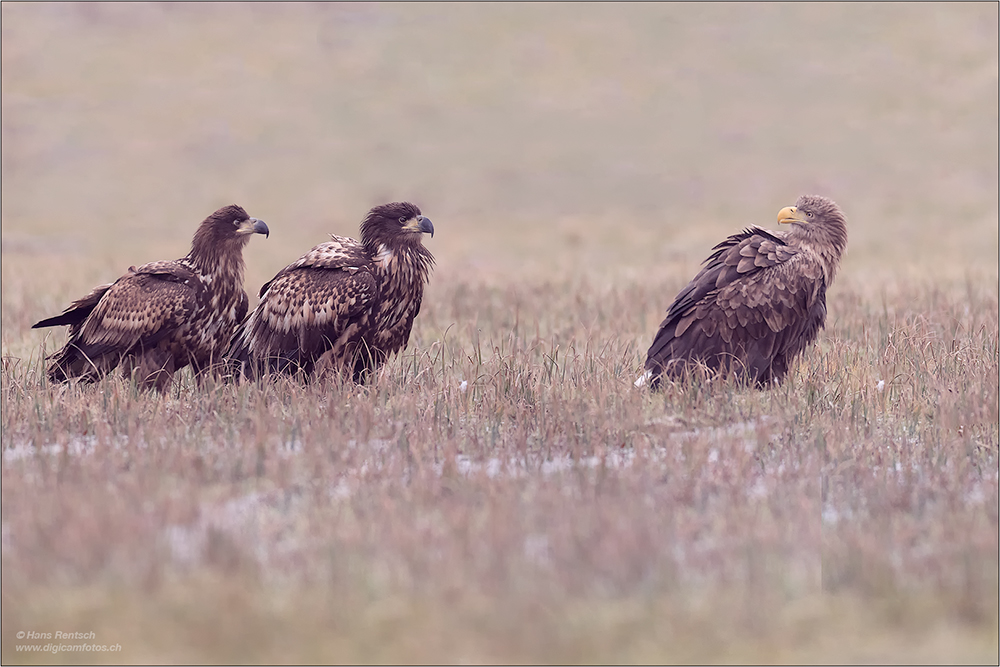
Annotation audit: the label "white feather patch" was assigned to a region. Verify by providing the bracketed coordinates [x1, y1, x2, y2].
[374, 243, 393, 269]
[634, 370, 652, 388]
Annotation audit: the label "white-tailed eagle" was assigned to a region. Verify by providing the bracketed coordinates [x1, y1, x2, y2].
[227, 201, 435, 382]
[32, 204, 269, 391]
[637, 195, 847, 389]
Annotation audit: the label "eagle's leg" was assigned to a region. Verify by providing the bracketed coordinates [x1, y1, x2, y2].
[348, 341, 385, 385]
[120, 355, 138, 386]
[135, 346, 176, 392]
[190, 355, 225, 387]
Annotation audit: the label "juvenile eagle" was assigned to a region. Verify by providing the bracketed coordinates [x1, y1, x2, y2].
[32, 205, 269, 391]
[227, 201, 435, 382]
[637, 195, 847, 389]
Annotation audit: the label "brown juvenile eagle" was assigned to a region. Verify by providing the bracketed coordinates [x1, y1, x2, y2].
[637, 194, 847, 389]
[32, 204, 269, 391]
[227, 201, 435, 382]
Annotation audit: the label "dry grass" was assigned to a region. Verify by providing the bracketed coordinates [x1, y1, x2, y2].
[3, 275, 997, 664]
[2, 3, 998, 664]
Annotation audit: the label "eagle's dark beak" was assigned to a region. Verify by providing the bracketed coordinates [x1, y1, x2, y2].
[404, 215, 434, 238]
[252, 218, 270, 238]
[237, 217, 269, 237]
[417, 215, 434, 238]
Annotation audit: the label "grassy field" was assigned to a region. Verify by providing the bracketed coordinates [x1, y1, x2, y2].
[3, 3, 998, 664]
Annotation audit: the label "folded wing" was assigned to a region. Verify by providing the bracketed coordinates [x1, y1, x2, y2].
[645, 227, 825, 386]
[228, 237, 379, 378]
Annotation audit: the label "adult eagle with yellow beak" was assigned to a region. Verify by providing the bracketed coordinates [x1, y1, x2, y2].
[637, 195, 847, 389]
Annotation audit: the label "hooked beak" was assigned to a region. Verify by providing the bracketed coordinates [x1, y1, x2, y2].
[777, 206, 808, 225]
[238, 217, 270, 238]
[403, 215, 434, 238]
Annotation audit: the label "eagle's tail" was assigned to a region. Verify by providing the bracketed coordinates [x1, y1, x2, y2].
[32, 283, 113, 330]
[33, 311, 88, 329]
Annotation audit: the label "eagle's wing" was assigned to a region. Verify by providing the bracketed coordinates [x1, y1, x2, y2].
[229, 237, 378, 375]
[645, 227, 825, 384]
[70, 261, 202, 360]
[257, 235, 369, 294]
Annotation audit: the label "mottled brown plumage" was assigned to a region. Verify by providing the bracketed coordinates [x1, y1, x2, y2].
[32, 205, 269, 391]
[638, 195, 847, 389]
[227, 202, 435, 382]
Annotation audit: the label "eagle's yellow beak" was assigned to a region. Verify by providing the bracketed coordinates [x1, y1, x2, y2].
[237, 217, 270, 238]
[777, 206, 808, 225]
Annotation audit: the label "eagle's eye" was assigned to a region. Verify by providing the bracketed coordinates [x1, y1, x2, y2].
[806, 211, 813, 218]
[398, 216, 407, 224]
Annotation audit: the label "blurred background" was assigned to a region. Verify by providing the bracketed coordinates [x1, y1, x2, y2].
[2, 2, 997, 301]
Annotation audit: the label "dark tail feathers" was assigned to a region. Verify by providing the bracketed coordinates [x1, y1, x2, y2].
[32, 283, 113, 330]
